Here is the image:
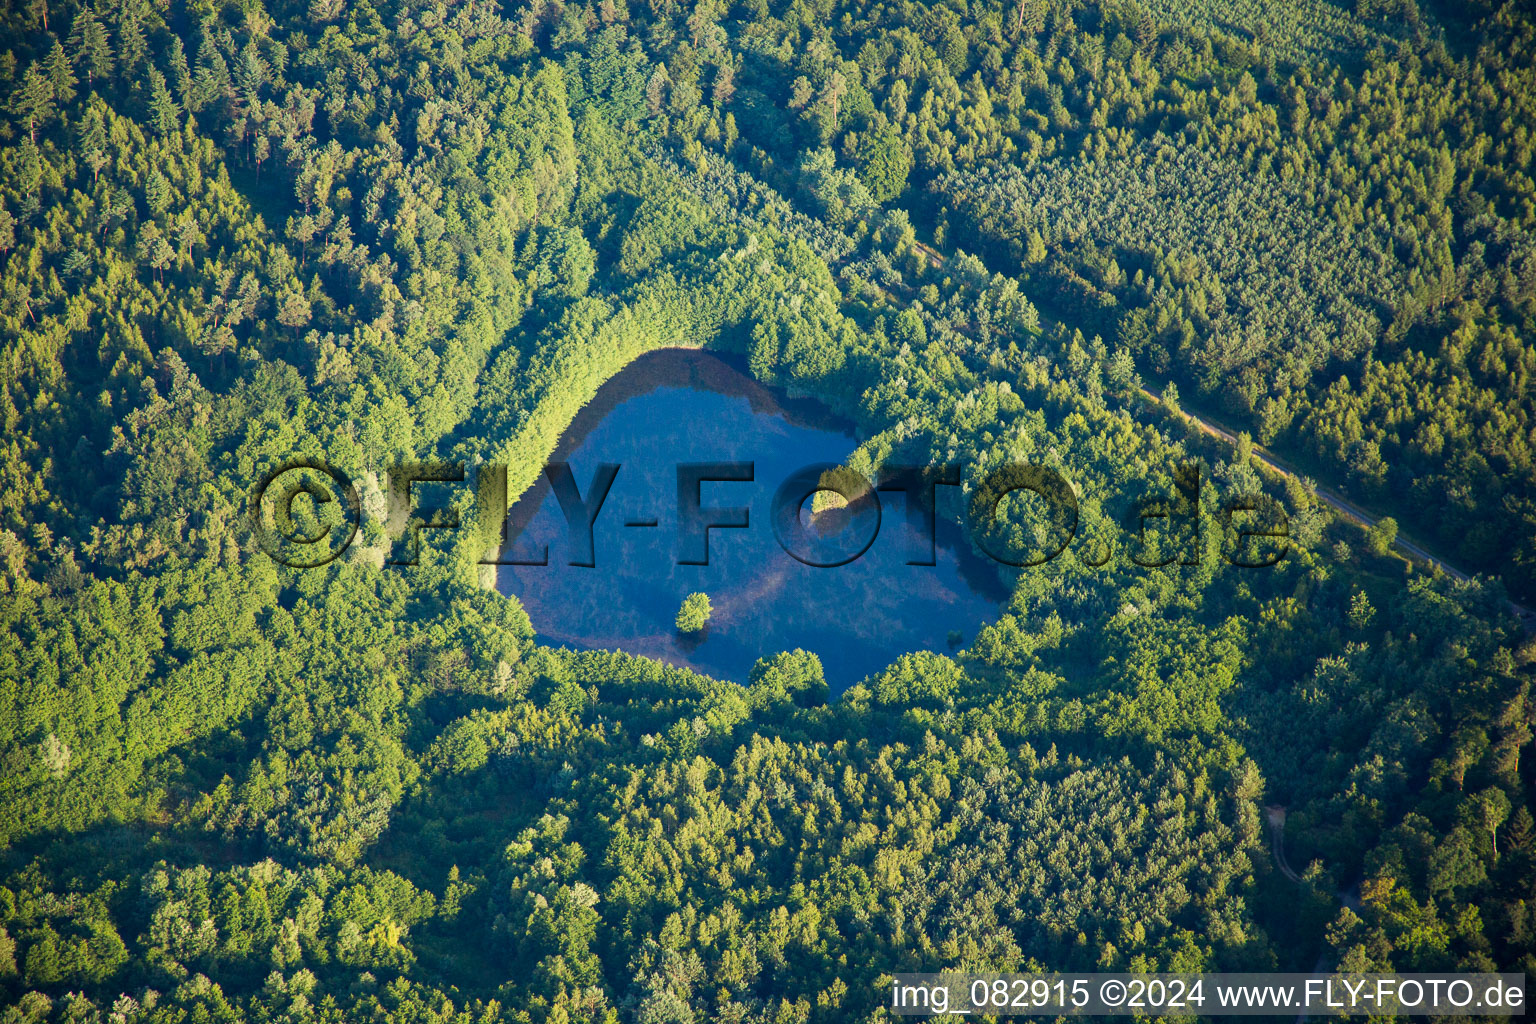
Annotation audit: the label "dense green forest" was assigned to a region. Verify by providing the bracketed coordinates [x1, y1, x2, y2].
[0, 0, 1532, 1018]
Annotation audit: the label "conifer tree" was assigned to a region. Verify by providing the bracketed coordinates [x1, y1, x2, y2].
[44, 42, 76, 105]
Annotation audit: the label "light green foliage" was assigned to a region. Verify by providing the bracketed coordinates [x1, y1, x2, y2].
[1368, 516, 1399, 557]
[675, 592, 711, 632]
[938, 136, 1403, 390]
[0, 0, 1529, 1019]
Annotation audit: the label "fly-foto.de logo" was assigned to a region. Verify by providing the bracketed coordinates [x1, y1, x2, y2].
[248, 459, 1290, 570]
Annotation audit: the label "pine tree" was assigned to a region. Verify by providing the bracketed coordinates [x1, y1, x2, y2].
[253, 132, 270, 178]
[711, 62, 735, 106]
[645, 66, 669, 116]
[137, 227, 175, 282]
[9, 64, 54, 144]
[1348, 590, 1375, 629]
[22, 924, 62, 985]
[167, 36, 192, 103]
[276, 291, 312, 333]
[1507, 806, 1533, 853]
[144, 169, 171, 213]
[1107, 348, 1138, 390]
[97, 186, 131, 237]
[147, 66, 180, 135]
[237, 43, 266, 101]
[1134, 6, 1156, 49]
[68, 7, 114, 87]
[1025, 228, 1047, 265]
[307, 0, 345, 21]
[45, 42, 77, 105]
[61, 249, 92, 280]
[193, 36, 232, 111]
[77, 106, 109, 182]
[115, 10, 148, 76]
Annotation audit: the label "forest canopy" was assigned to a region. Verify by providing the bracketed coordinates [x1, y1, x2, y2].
[0, 0, 1532, 1019]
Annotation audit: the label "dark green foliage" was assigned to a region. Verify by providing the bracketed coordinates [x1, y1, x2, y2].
[0, 0, 1531, 1020]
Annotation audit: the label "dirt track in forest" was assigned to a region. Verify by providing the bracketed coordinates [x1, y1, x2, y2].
[1137, 385, 1536, 628]
[894, 240, 1533, 628]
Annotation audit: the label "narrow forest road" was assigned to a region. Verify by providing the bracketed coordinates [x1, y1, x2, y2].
[894, 237, 1531, 627]
[1268, 804, 1367, 1022]
[1138, 387, 1461, 564]
[912, 239, 946, 267]
[1265, 805, 1303, 884]
[1138, 385, 1536, 629]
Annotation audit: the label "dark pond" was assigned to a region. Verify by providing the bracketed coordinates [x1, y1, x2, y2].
[498, 349, 1010, 689]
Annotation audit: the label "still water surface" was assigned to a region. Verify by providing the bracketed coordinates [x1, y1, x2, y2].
[498, 349, 1008, 688]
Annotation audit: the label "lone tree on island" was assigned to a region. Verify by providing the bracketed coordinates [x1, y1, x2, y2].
[676, 592, 711, 633]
